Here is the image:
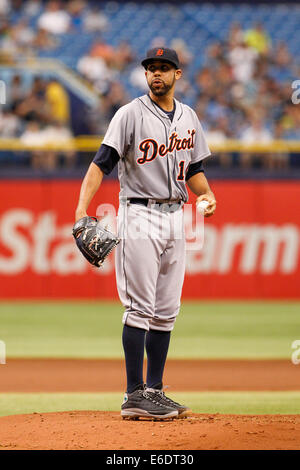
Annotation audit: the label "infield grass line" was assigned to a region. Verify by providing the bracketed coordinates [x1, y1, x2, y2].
[1, 391, 300, 417]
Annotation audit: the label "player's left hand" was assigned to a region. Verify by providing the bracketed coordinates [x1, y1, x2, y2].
[196, 193, 216, 217]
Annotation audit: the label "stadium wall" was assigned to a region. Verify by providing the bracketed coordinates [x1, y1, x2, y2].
[0, 179, 299, 300]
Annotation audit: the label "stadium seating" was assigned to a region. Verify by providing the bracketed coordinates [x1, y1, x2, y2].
[1, 1, 300, 173]
[5, 2, 300, 99]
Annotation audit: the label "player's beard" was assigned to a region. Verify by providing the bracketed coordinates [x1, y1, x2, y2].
[149, 75, 176, 96]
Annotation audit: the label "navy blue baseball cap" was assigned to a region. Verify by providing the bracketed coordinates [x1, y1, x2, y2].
[141, 47, 180, 69]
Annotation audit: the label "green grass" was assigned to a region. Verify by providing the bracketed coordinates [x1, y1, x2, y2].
[1, 392, 300, 417]
[0, 301, 299, 358]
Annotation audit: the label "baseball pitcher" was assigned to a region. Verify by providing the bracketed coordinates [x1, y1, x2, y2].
[75, 47, 216, 420]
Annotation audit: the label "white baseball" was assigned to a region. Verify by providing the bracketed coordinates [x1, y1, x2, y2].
[196, 200, 209, 213]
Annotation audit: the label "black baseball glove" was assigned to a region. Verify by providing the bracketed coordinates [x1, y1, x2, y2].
[72, 216, 120, 267]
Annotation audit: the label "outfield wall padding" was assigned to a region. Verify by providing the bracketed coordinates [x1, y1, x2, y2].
[0, 180, 299, 299]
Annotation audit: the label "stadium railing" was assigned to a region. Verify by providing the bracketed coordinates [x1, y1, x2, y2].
[0, 138, 299, 179]
[0, 137, 300, 153]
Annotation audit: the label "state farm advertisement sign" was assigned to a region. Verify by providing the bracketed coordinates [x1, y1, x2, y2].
[0, 180, 299, 299]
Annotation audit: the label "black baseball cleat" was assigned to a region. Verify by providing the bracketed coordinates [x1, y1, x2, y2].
[145, 385, 191, 418]
[121, 386, 178, 420]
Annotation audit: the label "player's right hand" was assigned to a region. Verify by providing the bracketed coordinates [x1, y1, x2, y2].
[196, 194, 216, 217]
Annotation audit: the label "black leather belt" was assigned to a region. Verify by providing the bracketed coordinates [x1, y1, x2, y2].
[129, 198, 181, 206]
[129, 198, 149, 206]
[129, 198, 182, 212]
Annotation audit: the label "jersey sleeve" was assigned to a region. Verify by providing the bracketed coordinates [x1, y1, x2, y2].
[93, 143, 120, 175]
[185, 159, 204, 181]
[102, 103, 133, 158]
[190, 112, 211, 164]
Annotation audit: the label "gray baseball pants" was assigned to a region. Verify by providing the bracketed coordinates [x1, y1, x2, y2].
[115, 199, 186, 332]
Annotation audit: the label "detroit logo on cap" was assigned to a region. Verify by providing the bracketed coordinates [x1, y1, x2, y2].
[156, 49, 164, 56]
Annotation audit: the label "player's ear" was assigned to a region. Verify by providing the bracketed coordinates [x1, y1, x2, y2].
[175, 69, 182, 80]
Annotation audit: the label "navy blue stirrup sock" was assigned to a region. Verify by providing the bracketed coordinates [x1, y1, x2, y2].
[145, 329, 171, 389]
[122, 324, 146, 393]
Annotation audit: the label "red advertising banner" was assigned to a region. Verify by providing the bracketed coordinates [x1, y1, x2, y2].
[0, 180, 299, 299]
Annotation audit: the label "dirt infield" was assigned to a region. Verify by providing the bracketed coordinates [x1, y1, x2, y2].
[0, 411, 299, 450]
[0, 358, 299, 392]
[0, 359, 299, 450]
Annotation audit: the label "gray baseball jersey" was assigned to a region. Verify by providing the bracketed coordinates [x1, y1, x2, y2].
[102, 94, 210, 202]
[100, 93, 210, 331]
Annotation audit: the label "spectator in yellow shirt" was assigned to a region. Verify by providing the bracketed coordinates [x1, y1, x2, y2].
[244, 22, 271, 55]
[46, 79, 70, 124]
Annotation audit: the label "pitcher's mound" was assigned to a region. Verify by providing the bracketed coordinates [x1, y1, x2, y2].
[0, 411, 300, 450]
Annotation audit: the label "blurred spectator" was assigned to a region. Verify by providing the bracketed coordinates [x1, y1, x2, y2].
[43, 120, 73, 144]
[20, 120, 46, 146]
[241, 115, 272, 144]
[240, 114, 273, 168]
[228, 39, 258, 83]
[89, 39, 115, 68]
[0, 108, 21, 136]
[114, 41, 135, 71]
[253, 75, 278, 111]
[150, 37, 166, 48]
[42, 120, 76, 167]
[0, 23, 21, 59]
[0, 19, 35, 61]
[280, 103, 300, 140]
[205, 41, 225, 69]
[77, 51, 107, 82]
[205, 117, 234, 168]
[174, 75, 195, 104]
[7, 74, 25, 108]
[20, 121, 52, 171]
[196, 67, 216, 100]
[83, 3, 109, 32]
[11, 0, 22, 12]
[273, 41, 292, 69]
[37, 0, 71, 35]
[269, 42, 294, 83]
[86, 81, 129, 135]
[32, 27, 58, 49]
[170, 38, 193, 69]
[215, 59, 233, 89]
[205, 120, 229, 146]
[67, 0, 85, 30]
[20, 120, 75, 170]
[12, 18, 35, 49]
[267, 88, 284, 123]
[194, 97, 210, 129]
[86, 104, 108, 135]
[45, 79, 70, 124]
[77, 50, 114, 94]
[15, 76, 51, 123]
[101, 81, 129, 121]
[23, 0, 42, 17]
[244, 22, 271, 55]
[0, 0, 11, 15]
[129, 66, 148, 92]
[228, 22, 244, 48]
[89, 38, 134, 75]
[206, 91, 230, 125]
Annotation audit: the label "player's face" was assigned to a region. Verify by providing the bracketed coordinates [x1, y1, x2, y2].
[146, 61, 182, 96]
